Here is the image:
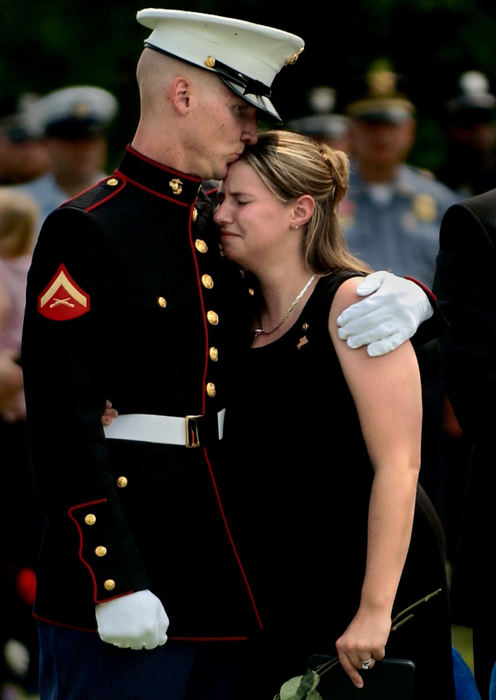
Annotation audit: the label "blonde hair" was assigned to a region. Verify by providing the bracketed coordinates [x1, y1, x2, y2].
[0, 187, 39, 258]
[241, 130, 371, 274]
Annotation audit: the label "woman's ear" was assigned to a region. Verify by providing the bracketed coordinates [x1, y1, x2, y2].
[292, 194, 315, 228]
[170, 77, 191, 114]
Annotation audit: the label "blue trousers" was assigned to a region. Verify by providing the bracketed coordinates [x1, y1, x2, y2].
[38, 622, 263, 700]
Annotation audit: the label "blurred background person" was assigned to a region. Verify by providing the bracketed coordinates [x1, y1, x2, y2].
[339, 61, 458, 288]
[0, 94, 50, 187]
[437, 71, 496, 198]
[337, 62, 462, 563]
[0, 187, 41, 700]
[17, 84, 118, 226]
[287, 84, 352, 152]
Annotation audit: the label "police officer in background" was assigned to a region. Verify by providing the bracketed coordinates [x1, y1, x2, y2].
[339, 62, 459, 289]
[21, 9, 437, 699]
[287, 85, 352, 152]
[17, 85, 118, 225]
[437, 70, 496, 197]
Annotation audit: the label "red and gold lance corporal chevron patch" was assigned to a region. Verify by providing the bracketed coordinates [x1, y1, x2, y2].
[37, 264, 90, 320]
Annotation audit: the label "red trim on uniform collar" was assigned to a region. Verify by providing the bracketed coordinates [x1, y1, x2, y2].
[126, 145, 202, 183]
[118, 146, 202, 206]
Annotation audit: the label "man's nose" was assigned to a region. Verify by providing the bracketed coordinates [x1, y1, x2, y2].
[241, 115, 259, 145]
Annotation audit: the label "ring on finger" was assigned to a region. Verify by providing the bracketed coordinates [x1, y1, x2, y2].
[361, 657, 373, 670]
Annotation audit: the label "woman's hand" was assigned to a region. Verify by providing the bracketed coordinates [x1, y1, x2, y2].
[102, 400, 118, 426]
[335, 605, 391, 688]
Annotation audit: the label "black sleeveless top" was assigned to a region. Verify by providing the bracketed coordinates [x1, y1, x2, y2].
[223, 271, 372, 638]
[220, 270, 455, 698]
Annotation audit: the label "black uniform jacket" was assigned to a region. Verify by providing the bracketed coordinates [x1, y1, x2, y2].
[433, 188, 496, 632]
[21, 146, 261, 639]
[434, 188, 496, 442]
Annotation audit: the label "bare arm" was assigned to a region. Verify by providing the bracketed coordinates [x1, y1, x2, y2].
[329, 277, 422, 688]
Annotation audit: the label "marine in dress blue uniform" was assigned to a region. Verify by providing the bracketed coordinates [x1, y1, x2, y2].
[21, 9, 304, 699]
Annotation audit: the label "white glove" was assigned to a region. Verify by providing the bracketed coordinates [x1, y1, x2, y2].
[336, 271, 433, 357]
[95, 589, 169, 650]
[3, 639, 30, 676]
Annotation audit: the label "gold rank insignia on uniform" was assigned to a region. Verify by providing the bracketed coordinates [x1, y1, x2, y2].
[37, 264, 90, 320]
[413, 193, 437, 222]
[169, 178, 183, 195]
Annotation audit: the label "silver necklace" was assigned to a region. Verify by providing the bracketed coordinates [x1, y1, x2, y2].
[253, 274, 316, 337]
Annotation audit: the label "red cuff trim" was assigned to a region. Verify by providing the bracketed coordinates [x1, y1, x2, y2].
[405, 275, 436, 302]
[68, 499, 113, 604]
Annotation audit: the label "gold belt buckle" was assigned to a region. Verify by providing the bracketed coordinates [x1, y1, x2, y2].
[185, 415, 202, 448]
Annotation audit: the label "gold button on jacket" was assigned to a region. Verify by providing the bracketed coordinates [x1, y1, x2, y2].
[202, 274, 214, 289]
[21, 147, 257, 636]
[207, 310, 219, 325]
[195, 239, 208, 253]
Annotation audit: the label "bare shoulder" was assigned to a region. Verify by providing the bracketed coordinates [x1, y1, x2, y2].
[329, 276, 363, 322]
[328, 276, 416, 367]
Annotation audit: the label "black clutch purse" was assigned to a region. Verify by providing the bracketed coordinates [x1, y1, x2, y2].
[307, 655, 415, 699]
[273, 589, 442, 700]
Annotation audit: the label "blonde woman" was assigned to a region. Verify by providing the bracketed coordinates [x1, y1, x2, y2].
[213, 130, 455, 699]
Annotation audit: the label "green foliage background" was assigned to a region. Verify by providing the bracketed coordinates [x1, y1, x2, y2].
[2, 0, 496, 173]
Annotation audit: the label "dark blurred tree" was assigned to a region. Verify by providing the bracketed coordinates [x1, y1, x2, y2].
[1, 0, 496, 172]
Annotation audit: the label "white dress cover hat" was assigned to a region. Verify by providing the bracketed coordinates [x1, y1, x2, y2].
[136, 8, 304, 120]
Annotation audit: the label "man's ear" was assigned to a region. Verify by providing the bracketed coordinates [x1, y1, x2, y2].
[170, 77, 191, 114]
[292, 194, 315, 228]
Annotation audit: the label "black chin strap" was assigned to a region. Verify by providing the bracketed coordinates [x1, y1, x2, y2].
[211, 58, 272, 99]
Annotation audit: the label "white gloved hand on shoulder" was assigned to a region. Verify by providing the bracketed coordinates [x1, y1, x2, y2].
[95, 589, 169, 650]
[336, 270, 433, 357]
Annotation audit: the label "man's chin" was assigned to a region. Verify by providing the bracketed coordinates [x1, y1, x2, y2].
[210, 164, 229, 181]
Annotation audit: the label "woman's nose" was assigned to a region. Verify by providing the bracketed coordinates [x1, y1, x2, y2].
[213, 203, 226, 224]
